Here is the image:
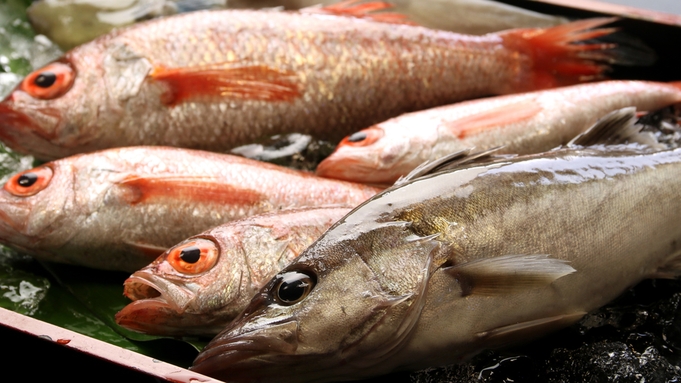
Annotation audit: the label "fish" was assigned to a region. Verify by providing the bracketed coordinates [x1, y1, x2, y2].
[191, 108, 681, 383]
[316, 80, 681, 185]
[27, 0, 567, 50]
[116, 206, 351, 337]
[0, 146, 379, 272]
[0, 4, 640, 161]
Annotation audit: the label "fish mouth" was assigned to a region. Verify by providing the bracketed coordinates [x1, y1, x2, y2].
[192, 319, 309, 381]
[0, 99, 64, 160]
[316, 155, 393, 187]
[115, 273, 197, 335]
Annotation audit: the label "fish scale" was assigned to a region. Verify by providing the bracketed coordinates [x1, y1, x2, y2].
[0, 10, 632, 160]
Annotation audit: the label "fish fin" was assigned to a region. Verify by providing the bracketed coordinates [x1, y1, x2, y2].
[445, 100, 544, 139]
[124, 241, 169, 260]
[394, 147, 504, 187]
[301, 0, 416, 25]
[498, 18, 654, 91]
[444, 254, 576, 296]
[115, 175, 265, 206]
[568, 107, 666, 149]
[650, 249, 681, 279]
[476, 312, 586, 349]
[150, 64, 301, 106]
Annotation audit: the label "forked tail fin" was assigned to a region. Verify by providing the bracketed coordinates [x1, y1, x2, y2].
[497, 18, 656, 92]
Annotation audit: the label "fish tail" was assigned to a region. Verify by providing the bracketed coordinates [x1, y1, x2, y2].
[497, 18, 655, 92]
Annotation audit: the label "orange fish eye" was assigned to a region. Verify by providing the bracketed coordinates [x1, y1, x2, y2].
[166, 239, 219, 275]
[19, 62, 75, 100]
[338, 127, 384, 147]
[4, 167, 53, 197]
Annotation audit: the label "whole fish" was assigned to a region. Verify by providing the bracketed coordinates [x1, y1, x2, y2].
[192, 109, 681, 383]
[27, 0, 567, 50]
[0, 146, 378, 272]
[116, 206, 351, 337]
[316, 80, 681, 185]
[0, 5, 635, 160]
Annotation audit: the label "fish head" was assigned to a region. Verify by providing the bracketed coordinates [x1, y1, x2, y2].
[117, 234, 247, 336]
[192, 223, 439, 383]
[0, 161, 76, 256]
[0, 46, 121, 160]
[316, 122, 428, 185]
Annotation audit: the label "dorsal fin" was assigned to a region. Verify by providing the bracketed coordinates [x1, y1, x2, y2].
[567, 107, 668, 149]
[301, 0, 416, 25]
[568, 107, 641, 147]
[393, 147, 507, 187]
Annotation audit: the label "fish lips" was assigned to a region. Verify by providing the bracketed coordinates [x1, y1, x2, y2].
[116, 272, 197, 334]
[192, 319, 309, 382]
[0, 97, 64, 160]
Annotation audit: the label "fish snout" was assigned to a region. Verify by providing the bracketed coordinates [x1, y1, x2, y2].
[192, 319, 300, 381]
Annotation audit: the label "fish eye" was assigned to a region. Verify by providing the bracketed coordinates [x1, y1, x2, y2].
[339, 127, 384, 147]
[4, 167, 53, 197]
[274, 271, 316, 305]
[19, 62, 75, 100]
[348, 132, 367, 142]
[166, 239, 219, 274]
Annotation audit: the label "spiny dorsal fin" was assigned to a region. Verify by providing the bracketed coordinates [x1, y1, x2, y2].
[393, 147, 506, 187]
[444, 254, 576, 296]
[568, 107, 640, 147]
[301, 0, 416, 25]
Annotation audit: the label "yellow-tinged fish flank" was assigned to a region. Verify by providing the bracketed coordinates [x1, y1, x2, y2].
[192, 110, 681, 382]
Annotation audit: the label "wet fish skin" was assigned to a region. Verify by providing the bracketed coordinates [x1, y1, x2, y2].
[1, 9, 624, 160]
[0, 147, 379, 272]
[192, 137, 681, 381]
[317, 80, 681, 185]
[116, 206, 351, 337]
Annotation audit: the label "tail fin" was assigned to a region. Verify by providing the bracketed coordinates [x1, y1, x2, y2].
[498, 18, 656, 92]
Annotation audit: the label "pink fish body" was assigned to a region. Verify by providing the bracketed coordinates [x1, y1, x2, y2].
[317, 81, 681, 185]
[116, 206, 351, 337]
[0, 7, 628, 160]
[0, 146, 379, 271]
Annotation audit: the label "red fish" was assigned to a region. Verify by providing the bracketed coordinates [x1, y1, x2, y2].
[0, 146, 379, 271]
[116, 206, 351, 337]
[317, 81, 681, 185]
[0, 3, 635, 160]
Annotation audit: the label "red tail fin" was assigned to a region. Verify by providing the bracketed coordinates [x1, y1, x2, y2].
[498, 18, 647, 92]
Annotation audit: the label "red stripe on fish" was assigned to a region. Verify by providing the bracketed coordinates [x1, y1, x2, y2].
[447, 100, 543, 138]
[116, 175, 266, 206]
[150, 64, 301, 106]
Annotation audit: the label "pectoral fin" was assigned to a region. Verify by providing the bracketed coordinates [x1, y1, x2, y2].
[150, 64, 300, 106]
[445, 100, 543, 139]
[476, 312, 586, 349]
[444, 254, 576, 296]
[115, 175, 266, 206]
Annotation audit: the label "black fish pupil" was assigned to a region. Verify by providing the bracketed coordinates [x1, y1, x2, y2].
[180, 246, 201, 263]
[279, 280, 308, 302]
[348, 132, 367, 142]
[17, 173, 38, 187]
[34, 72, 57, 88]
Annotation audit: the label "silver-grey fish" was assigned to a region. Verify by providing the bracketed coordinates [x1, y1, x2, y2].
[191, 108, 681, 382]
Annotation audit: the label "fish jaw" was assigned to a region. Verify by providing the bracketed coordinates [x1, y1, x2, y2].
[117, 272, 210, 336]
